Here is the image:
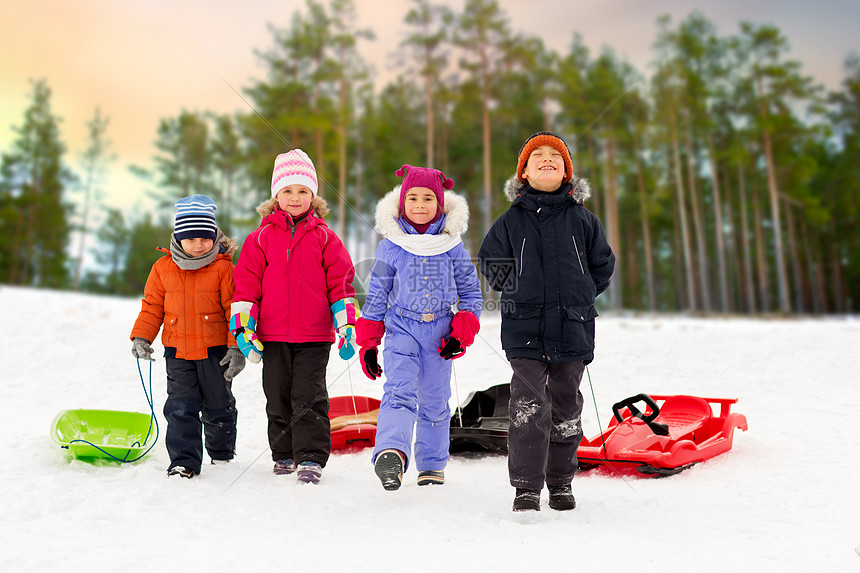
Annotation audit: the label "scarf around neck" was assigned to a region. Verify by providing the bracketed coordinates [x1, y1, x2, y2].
[170, 229, 224, 270]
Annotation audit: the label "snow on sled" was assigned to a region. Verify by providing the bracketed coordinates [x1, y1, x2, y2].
[449, 384, 510, 454]
[51, 409, 157, 462]
[329, 395, 381, 452]
[577, 394, 748, 476]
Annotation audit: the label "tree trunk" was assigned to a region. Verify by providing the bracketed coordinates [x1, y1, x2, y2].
[814, 228, 829, 313]
[751, 181, 770, 312]
[782, 199, 805, 313]
[634, 137, 656, 311]
[737, 161, 756, 313]
[604, 136, 621, 309]
[755, 76, 791, 312]
[830, 242, 844, 313]
[671, 196, 685, 311]
[425, 63, 434, 168]
[480, 42, 492, 235]
[337, 75, 348, 239]
[801, 218, 824, 313]
[74, 158, 96, 291]
[670, 111, 696, 311]
[705, 132, 729, 312]
[684, 117, 711, 312]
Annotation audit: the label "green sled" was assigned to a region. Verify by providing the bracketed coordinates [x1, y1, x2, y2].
[51, 409, 157, 462]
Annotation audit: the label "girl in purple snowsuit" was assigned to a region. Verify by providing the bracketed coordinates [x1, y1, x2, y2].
[356, 165, 482, 491]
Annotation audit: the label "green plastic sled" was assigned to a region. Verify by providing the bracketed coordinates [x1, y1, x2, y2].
[51, 409, 157, 462]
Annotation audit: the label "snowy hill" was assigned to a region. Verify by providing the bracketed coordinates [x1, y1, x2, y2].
[2, 285, 858, 571]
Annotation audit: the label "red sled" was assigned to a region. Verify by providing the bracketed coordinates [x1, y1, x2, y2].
[328, 395, 381, 452]
[577, 394, 748, 476]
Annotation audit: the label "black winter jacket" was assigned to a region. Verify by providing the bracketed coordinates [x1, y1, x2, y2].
[478, 176, 615, 363]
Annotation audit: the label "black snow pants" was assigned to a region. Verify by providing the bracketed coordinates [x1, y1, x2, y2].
[261, 341, 331, 466]
[164, 346, 237, 473]
[507, 357, 585, 490]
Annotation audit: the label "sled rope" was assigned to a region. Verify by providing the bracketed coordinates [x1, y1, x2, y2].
[585, 365, 639, 494]
[452, 361, 463, 427]
[585, 365, 608, 461]
[346, 363, 362, 433]
[67, 358, 160, 463]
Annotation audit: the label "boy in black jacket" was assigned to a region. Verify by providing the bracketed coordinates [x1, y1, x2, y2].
[478, 132, 615, 511]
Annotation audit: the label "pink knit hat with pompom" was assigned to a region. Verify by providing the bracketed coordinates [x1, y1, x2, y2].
[396, 164, 453, 212]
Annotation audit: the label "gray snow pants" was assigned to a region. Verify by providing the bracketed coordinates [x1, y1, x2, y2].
[507, 358, 585, 490]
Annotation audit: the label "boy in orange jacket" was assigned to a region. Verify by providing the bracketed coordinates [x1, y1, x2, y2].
[130, 194, 243, 478]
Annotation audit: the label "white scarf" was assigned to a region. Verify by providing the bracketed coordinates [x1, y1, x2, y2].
[386, 233, 462, 256]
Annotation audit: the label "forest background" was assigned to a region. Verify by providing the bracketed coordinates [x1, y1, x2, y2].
[2, 0, 859, 314]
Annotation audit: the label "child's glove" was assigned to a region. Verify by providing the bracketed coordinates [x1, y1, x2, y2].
[438, 337, 465, 360]
[438, 311, 480, 360]
[331, 298, 360, 361]
[356, 317, 386, 380]
[336, 324, 358, 360]
[219, 347, 246, 382]
[359, 347, 383, 380]
[131, 338, 155, 362]
[230, 301, 264, 364]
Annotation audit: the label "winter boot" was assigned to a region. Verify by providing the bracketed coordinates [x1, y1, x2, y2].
[167, 466, 197, 479]
[296, 461, 323, 484]
[273, 458, 296, 475]
[374, 449, 405, 491]
[417, 470, 445, 486]
[548, 484, 576, 511]
[512, 488, 541, 512]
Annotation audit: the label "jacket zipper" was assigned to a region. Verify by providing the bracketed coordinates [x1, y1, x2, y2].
[518, 237, 526, 276]
[287, 220, 297, 262]
[572, 236, 585, 274]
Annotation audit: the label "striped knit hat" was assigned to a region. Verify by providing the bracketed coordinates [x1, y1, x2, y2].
[174, 194, 217, 242]
[271, 149, 318, 197]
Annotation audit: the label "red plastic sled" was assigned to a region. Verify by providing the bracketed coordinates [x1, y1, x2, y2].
[577, 394, 748, 476]
[329, 395, 381, 452]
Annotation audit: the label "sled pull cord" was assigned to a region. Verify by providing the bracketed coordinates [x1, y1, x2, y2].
[585, 365, 608, 461]
[346, 360, 362, 433]
[585, 365, 640, 494]
[66, 358, 160, 463]
[452, 361, 463, 427]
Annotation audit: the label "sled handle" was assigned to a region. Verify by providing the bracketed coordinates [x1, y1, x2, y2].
[612, 394, 670, 436]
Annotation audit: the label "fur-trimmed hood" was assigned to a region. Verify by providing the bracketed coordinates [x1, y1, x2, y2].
[255, 195, 330, 219]
[374, 186, 469, 239]
[503, 175, 592, 204]
[219, 233, 238, 257]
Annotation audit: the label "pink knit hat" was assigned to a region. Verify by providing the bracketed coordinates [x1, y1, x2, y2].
[271, 149, 318, 197]
[395, 164, 453, 212]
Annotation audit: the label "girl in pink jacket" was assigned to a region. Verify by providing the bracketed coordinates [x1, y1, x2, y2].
[231, 149, 357, 484]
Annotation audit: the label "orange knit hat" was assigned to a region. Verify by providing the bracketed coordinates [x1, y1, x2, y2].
[516, 132, 573, 184]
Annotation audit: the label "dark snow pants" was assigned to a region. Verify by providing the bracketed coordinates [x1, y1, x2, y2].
[164, 346, 237, 474]
[507, 358, 585, 490]
[261, 341, 331, 466]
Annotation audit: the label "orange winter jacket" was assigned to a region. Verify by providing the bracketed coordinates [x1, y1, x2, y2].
[130, 252, 236, 360]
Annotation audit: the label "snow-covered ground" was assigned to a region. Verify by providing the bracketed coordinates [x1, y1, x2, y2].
[2, 285, 858, 572]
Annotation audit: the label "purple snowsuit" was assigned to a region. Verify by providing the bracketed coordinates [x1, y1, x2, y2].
[364, 188, 482, 472]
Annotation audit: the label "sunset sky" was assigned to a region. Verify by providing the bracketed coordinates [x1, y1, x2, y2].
[1, 0, 857, 210]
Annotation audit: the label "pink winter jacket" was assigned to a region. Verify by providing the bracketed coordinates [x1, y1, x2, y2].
[233, 198, 355, 344]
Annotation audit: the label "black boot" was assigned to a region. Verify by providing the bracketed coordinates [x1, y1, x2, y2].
[548, 484, 576, 510]
[512, 488, 541, 512]
[374, 449, 405, 491]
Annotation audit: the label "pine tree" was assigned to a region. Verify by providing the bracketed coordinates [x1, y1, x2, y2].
[0, 79, 73, 288]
